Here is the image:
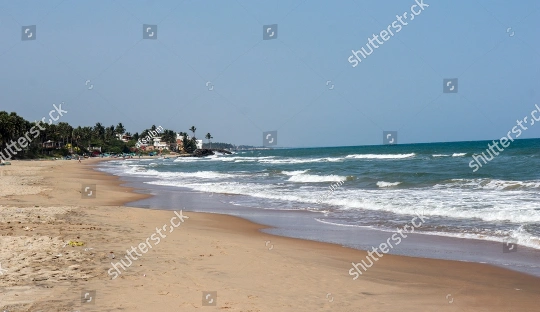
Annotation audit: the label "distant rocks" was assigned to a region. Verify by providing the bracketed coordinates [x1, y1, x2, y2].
[192, 149, 215, 157]
[211, 149, 232, 155]
[177, 149, 232, 158]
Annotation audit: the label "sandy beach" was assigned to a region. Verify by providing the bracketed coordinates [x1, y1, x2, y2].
[1, 159, 539, 311]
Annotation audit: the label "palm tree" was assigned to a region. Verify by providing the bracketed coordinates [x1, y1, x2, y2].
[0, 111, 14, 152]
[161, 129, 175, 143]
[104, 125, 115, 142]
[189, 126, 196, 139]
[205, 133, 213, 149]
[93, 123, 105, 140]
[81, 126, 93, 146]
[115, 123, 125, 136]
[57, 122, 72, 146]
[72, 126, 82, 150]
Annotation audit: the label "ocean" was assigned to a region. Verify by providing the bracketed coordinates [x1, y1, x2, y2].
[99, 138, 540, 252]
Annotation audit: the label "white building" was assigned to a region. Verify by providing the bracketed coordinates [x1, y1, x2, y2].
[153, 137, 169, 151]
[196, 140, 203, 149]
[116, 133, 132, 143]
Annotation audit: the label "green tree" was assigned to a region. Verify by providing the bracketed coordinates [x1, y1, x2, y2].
[93, 123, 105, 140]
[105, 125, 115, 142]
[57, 122, 72, 145]
[182, 134, 196, 153]
[189, 126, 196, 140]
[205, 133, 213, 149]
[115, 123, 125, 136]
[161, 129, 176, 144]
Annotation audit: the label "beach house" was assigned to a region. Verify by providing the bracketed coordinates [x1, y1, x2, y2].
[153, 137, 169, 151]
[116, 133, 132, 143]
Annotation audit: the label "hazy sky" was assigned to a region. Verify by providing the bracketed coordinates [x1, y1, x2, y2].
[1, 0, 539, 147]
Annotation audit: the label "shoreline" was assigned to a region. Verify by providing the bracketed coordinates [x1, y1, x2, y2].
[99, 160, 540, 278]
[1, 159, 539, 311]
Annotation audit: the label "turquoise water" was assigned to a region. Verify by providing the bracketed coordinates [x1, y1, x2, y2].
[100, 138, 540, 250]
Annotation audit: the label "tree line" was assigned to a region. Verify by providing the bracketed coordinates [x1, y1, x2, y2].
[0, 111, 215, 159]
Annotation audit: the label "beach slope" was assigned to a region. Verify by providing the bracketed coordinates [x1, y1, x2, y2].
[0, 160, 539, 311]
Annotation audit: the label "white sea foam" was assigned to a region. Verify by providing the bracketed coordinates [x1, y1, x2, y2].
[376, 181, 402, 187]
[258, 157, 344, 164]
[173, 157, 205, 162]
[287, 174, 347, 183]
[100, 157, 540, 250]
[345, 153, 416, 159]
[215, 156, 275, 163]
[452, 153, 467, 157]
[127, 169, 237, 180]
[432, 154, 450, 157]
[282, 170, 310, 176]
[104, 162, 540, 225]
[437, 179, 540, 190]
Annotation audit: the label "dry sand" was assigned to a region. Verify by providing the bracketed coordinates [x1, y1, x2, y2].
[0, 159, 539, 311]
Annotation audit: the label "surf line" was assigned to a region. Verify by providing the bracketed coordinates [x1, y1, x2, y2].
[316, 180, 345, 204]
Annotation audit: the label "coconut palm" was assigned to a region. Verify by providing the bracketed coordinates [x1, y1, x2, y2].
[57, 122, 72, 146]
[115, 123, 125, 136]
[93, 123, 105, 140]
[189, 126, 196, 139]
[205, 133, 213, 149]
[104, 125, 115, 142]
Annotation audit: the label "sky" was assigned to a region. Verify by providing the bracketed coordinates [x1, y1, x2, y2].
[0, 0, 539, 148]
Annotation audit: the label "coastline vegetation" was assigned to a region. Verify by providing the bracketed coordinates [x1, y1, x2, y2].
[0, 111, 241, 160]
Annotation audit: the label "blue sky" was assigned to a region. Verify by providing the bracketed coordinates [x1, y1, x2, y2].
[0, 0, 539, 147]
